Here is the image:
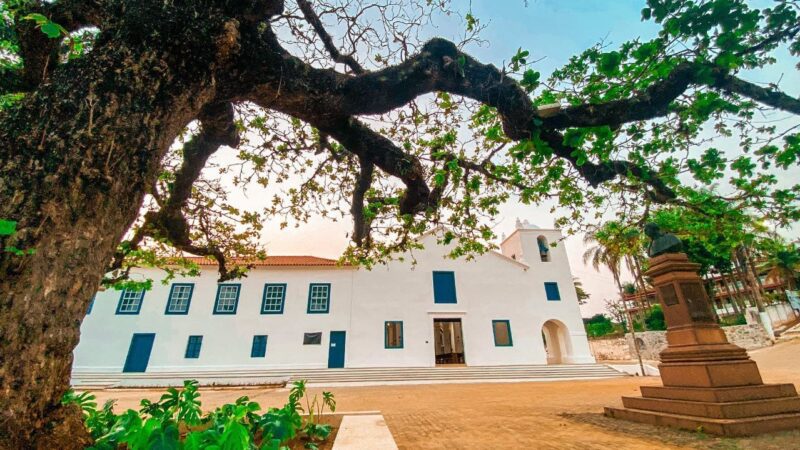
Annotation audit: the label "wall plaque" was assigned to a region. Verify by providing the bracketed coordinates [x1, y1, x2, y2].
[658, 284, 679, 306]
[680, 281, 715, 322]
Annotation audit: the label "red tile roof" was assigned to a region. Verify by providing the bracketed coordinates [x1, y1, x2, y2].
[183, 255, 345, 267]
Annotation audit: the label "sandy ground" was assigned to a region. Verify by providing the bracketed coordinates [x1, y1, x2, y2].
[92, 339, 800, 449]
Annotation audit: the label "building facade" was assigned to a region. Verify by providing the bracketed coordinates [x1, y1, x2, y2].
[73, 223, 594, 383]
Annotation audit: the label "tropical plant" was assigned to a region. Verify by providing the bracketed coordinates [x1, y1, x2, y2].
[760, 241, 800, 290]
[61, 379, 337, 450]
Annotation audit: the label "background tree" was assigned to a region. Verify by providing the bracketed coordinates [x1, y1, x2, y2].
[760, 239, 800, 291]
[573, 277, 591, 305]
[1, 0, 799, 446]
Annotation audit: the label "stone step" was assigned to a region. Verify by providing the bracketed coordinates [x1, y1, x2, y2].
[640, 384, 798, 403]
[621, 395, 800, 419]
[605, 406, 800, 437]
[72, 364, 625, 387]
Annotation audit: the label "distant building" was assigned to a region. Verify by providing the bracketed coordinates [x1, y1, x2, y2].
[73, 222, 594, 385]
[621, 270, 790, 318]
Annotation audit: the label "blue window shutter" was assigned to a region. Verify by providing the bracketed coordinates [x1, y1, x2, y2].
[251, 335, 268, 357]
[432, 271, 457, 304]
[545, 282, 561, 301]
[185, 336, 203, 358]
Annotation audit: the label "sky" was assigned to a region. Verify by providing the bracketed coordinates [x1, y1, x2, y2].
[219, 0, 799, 318]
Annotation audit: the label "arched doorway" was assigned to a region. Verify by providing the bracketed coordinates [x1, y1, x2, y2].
[541, 319, 571, 364]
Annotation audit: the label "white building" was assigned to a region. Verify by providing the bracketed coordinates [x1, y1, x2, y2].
[73, 222, 595, 384]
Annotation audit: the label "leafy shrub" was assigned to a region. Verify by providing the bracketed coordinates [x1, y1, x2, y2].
[62, 379, 337, 449]
[584, 314, 617, 337]
[644, 305, 666, 331]
[586, 321, 614, 337]
[719, 313, 747, 327]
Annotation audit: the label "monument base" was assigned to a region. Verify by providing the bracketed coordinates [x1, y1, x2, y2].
[605, 373, 800, 436]
[605, 250, 800, 435]
[605, 404, 800, 437]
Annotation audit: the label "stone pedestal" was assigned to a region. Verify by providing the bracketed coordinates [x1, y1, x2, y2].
[605, 253, 800, 436]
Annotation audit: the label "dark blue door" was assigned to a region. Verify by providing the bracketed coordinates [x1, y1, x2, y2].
[327, 331, 346, 368]
[123, 333, 155, 373]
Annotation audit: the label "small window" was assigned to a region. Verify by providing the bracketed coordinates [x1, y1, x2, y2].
[544, 282, 561, 301]
[307, 284, 330, 313]
[116, 289, 145, 315]
[165, 283, 194, 315]
[537, 236, 551, 262]
[492, 320, 513, 346]
[432, 271, 457, 304]
[261, 284, 286, 314]
[185, 335, 203, 358]
[385, 321, 404, 349]
[251, 335, 268, 358]
[214, 284, 241, 314]
[303, 332, 322, 345]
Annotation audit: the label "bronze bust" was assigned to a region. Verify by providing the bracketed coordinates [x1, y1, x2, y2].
[644, 223, 683, 257]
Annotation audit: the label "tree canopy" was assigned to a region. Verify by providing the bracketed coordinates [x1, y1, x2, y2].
[3, 0, 798, 285]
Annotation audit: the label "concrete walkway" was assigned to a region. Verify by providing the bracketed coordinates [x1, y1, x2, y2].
[332, 414, 398, 450]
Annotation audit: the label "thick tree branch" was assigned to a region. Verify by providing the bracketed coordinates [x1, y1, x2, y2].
[321, 118, 433, 215]
[107, 102, 244, 281]
[46, 0, 111, 30]
[296, 0, 365, 74]
[710, 72, 800, 115]
[239, 32, 676, 207]
[350, 157, 374, 246]
[538, 129, 675, 202]
[15, 21, 60, 89]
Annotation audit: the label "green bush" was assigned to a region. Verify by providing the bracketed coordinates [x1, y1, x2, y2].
[719, 314, 747, 327]
[586, 321, 614, 337]
[62, 379, 336, 450]
[644, 305, 667, 331]
[584, 314, 616, 337]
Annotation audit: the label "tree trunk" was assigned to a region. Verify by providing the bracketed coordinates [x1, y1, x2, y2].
[742, 246, 767, 312]
[730, 264, 748, 310]
[723, 273, 741, 315]
[733, 252, 755, 308]
[0, 7, 241, 446]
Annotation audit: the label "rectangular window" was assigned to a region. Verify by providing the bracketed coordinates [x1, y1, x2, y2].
[432, 271, 457, 304]
[492, 320, 513, 346]
[303, 332, 322, 345]
[544, 282, 561, 301]
[307, 283, 330, 313]
[214, 284, 241, 314]
[116, 289, 145, 315]
[251, 335, 268, 358]
[385, 321, 404, 349]
[261, 284, 286, 314]
[165, 283, 194, 315]
[185, 335, 203, 358]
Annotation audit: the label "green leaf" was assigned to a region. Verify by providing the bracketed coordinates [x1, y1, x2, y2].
[23, 13, 48, 25]
[40, 22, 62, 39]
[0, 219, 16, 236]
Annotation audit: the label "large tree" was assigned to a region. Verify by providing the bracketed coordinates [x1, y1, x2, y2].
[1, 0, 799, 446]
